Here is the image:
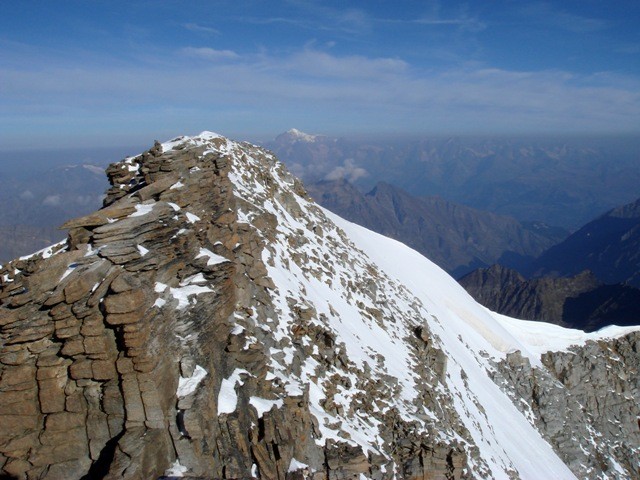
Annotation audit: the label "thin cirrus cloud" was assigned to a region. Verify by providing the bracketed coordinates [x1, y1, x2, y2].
[182, 46, 239, 61]
[182, 23, 221, 35]
[282, 48, 408, 79]
[235, 3, 373, 35]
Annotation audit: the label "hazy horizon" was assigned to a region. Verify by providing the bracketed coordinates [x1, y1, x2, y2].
[2, 1, 639, 149]
[2, 130, 640, 155]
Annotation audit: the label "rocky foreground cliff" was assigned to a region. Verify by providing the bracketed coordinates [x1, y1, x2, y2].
[0, 133, 639, 479]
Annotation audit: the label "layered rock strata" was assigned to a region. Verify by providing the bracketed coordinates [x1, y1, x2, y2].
[0, 135, 463, 479]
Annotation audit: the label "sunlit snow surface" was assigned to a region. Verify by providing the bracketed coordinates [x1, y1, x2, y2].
[196, 247, 229, 266]
[18, 239, 67, 262]
[494, 312, 640, 358]
[164, 460, 188, 477]
[218, 368, 250, 414]
[155, 132, 640, 479]
[129, 203, 154, 217]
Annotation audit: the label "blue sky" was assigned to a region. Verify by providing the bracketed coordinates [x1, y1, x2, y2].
[2, 0, 640, 148]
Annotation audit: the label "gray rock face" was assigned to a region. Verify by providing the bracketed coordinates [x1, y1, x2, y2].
[490, 332, 640, 479]
[1, 133, 638, 479]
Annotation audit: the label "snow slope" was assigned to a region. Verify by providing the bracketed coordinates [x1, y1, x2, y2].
[325, 212, 579, 479]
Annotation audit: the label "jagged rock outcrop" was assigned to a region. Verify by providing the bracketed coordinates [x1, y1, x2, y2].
[0, 134, 465, 479]
[1, 132, 639, 479]
[1, 136, 241, 479]
[490, 332, 640, 478]
[459, 265, 640, 331]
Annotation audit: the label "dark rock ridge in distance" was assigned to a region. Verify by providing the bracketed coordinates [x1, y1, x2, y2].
[1, 132, 639, 479]
[527, 196, 640, 287]
[306, 179, 564, 278]
[459, 265, 640, 331]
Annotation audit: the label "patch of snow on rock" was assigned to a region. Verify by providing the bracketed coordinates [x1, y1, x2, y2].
[218, 369, 250, 414]
[177, 365, 208, 397]
[249, 397, 284, 417]
[288, 458, 309, 473]
[129, 203, 154, 217]
[186, 212, 201, 223]
[164, 460, 188, 477]
[196, 247, 229, 266]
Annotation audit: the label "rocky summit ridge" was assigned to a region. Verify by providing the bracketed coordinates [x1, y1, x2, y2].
[0, 132, 639, 479]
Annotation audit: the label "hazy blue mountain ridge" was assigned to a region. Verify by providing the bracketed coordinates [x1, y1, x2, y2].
[267, 131, 640, 229]
[307, 179, 564, 277]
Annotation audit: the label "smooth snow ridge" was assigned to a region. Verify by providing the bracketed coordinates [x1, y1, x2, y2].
[328, 211, 580, 479]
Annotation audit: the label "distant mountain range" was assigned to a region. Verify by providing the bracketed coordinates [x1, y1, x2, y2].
[267, 129, 640, 229]
[459, 196, 640, 329]
[267, 129, 640, 330]
[306, 179, 565, 277]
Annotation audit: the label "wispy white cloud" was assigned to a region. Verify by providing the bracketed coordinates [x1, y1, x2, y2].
[336, 8, 372, 34]
[237, 3, 372, 35]
[183, 23, 221, 36]
[325, 158, 368, 182]
[413, 2, 486, 34]
[182, 47, 239, 61]
[238, 16, 314, 29]
[283, 48, 407, 79]
[42, 195, 61, 206]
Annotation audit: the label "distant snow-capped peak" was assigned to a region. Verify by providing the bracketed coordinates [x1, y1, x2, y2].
[276, 128, 319, 143]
